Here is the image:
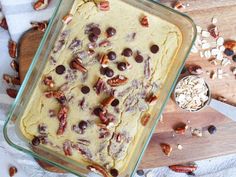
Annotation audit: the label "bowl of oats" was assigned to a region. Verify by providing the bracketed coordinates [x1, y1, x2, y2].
[174, 75, 210, 112]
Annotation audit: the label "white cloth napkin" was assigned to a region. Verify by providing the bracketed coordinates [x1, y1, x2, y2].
[1, 1, 236, 177]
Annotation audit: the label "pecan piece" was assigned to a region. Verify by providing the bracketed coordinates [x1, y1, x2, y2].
[224, 40, 236, 51]
[57, 106, 69, 135]
[141, 113, 151, 126]
[107, 75, 128, 87]
[9, 166, 17, 177]
[87, 164, 109, 177]
[8, 40, 17, 58]
[43, 76, 54, 88]
[99, 111, 115, 125]
[160, 143, 172, 156]
[3, 74, 20, 85]
[99, 40, 111, 47]
[188, 65, 203, 75]
[173, 0, 186, 9]
[10, 60, 19, 72]
[99, 54, 109, 67]
[208, 25, 219, 39]
[101, 95, 115, 107]
[97, 1, 110, 11]
[174, 124, 188, 135]
[140, 16, 149, 27]
[63, 140, 73, 156]
[169, 164, 197, 173]
[31, 21, 48, 32]
[0, 17, 8, 30]
[99, 127, 110, 139]
[6, 88, 18, 98]
[70, 58, 87, 73]
[62, 14, 73, 24]
[33, 0, 50, 11]
[145, 93, 158, 105]
[93, 77, 107, 95]
[44, 90, 67, 104]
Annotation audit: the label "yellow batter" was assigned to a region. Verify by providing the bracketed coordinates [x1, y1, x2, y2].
[20, 0, 182, 175]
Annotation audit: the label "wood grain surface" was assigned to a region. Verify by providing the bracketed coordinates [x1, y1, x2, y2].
[18, 0, 236, 172]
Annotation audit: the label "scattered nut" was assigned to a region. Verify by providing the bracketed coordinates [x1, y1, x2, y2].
[160, 143, 172, 156]
[3, 74, 20, 85]
[33, 0, 50, 11]
[10, 60, 19, 72]
[8, 40, 17, 58]
[0, 17, 8, 30]
[9, 166, 17, 177]
[107, 75, 128, 87]
[70, 58, 87, 73]
[62, 14, 73, 24]
[141, 113, 151, 126]
[210, 71, 216, 79]
[6, 88, 18, 98]
[140, 15, 149, 27]
[43, 76, 54, 88]
[173, 0, 186, 10]
[169, 164, 197, 173]
[188, 65, 203, 75]
[31, 21, 48, 32]
[99, 54, 109, 67]
[174, 124, 188, 135]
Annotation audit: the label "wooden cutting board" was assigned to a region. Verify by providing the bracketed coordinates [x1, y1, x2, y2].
[18, 0, 236, 172]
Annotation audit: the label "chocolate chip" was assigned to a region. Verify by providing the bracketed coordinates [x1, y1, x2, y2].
[110, 168, 119, 177]
[117, 62, 127, 71]
[233, 55, 236, 62]
[136, 169, 144, 176]
[135, 54, 144, 63]
[78, 120, 88, 130]
[93, 107, 103, 116]
[81, 86, 90, 94]
[208, 125, 217, 134]
[100, 67, 106, 75]
[122, 48, 133, 57]
[90, 27, 101, 36]
[107, 51, 116, 60]
[32, 137, 40, 146]
[88, 33, 98, 42]
[150, 44, 159, 54]
[105, 67, 114, 77]
[224, 48, 234, 56]
[106, 27, 116, 37]
[111, 99, 119, 107]
[55, 65, 66, 75]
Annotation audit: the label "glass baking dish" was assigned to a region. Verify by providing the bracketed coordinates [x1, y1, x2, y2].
[3, 0, 196, 176]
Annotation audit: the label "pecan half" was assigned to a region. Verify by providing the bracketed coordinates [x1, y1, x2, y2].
[224, 40, 236, 51]
[169, 164, 197, 173]
[140, 16, 149, 27]
[10, 60, 19, 72]
[107, 75, 128, 87]
[70, 58, 87, 73]
[0, 17, 8, 30]
[97, 1, 110, 11]
[57, 106, 69, 135]
[87, 164, 109, 177]
[145, 93, 158, 105]
[8, 40, 17, 58]
[3, 74, 20, 85]
[62, 14, 73, 24]
[160, 143, 172, 156]
[93, 77, 107, 95]
[31, 21, 48, 32]
[6, 88, 18, 98]
[101, 96, 115, 107]
[43, 76, 54, 88]
[99, 54, 109, 67]
[33, 0, 50, 11]
[141, 113, 151, 126]
[9, 166, 17, 177]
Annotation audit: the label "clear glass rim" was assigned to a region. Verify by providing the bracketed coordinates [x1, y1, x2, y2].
[3, 0, 197, 176]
